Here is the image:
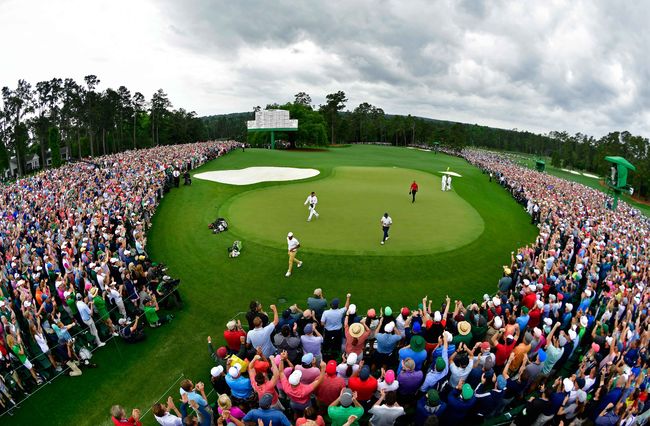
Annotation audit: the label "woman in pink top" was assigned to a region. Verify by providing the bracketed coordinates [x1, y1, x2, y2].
[344, 316, 371, 357]
[216, 394, 246, 420]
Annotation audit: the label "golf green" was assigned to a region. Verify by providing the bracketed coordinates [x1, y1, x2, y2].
[223, 166, 484, 255]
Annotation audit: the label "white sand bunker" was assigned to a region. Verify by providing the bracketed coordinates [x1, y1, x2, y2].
[195, 167, 320, 185]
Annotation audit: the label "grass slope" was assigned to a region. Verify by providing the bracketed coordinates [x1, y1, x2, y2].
[10, 146, 537, 425]
[224, 166, 484, 255]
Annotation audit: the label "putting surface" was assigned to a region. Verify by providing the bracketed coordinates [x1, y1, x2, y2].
[223, 166, 484, 255]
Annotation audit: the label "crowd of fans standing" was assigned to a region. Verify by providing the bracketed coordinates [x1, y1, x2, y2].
[0, 140, 238, 416]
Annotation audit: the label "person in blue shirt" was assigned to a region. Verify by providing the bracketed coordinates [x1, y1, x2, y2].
[242, 393, 291, 426]
[373, 321, 402, 368]
[443, 382, 476, 424]
[516, 307, 530, 331]
[415, 389, 446, 425]
[397, 335, 427, 374]
[225, 365, 253, 401]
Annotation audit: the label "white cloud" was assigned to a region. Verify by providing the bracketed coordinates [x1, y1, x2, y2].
[1, 0, 649, 138]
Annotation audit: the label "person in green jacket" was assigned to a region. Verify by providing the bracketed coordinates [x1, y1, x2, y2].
[90, 287, 118, 337]
[328, 388, 364, 426]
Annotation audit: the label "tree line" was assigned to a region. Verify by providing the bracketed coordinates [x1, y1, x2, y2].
[0, 76, 205, 176]
[202, 91, 650, 199]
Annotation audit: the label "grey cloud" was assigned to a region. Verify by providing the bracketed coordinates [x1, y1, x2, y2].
[157, 0, 650, 137]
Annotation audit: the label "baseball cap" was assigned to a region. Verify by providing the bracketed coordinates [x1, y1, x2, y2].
[359, 365, 370, 380]
[384, 306, 393, 316]
[346, 352, 358, 365]
[216, 347, 228, 358]
[211, 366, 224, 377]
[537, 348, 547, 362]
[427, 389, 440, 406]
[287, 232, 293, 237]
[326, 360, 337, 376]
[384, 321, 395, 333]
[461, 383, 474, 400]
[384, 369, 395, 384]
[228, 365, 240, 378]
[288, 370, 302, 386]
[340, 389, 353, 407]
[259, 393, 273, 409]
[304, 324, 314, 334]
[301, 353, 314, 365]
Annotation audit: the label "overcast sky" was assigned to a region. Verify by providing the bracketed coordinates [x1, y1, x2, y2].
[1, 0, 648, 137]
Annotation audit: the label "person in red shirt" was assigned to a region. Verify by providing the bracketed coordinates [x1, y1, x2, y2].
[249, 354, 281, 408]
[223, 319, 246, 353]
[521, 283, 538, 310]
[316, 360, 346, 409]
[348, 362, 378, 405]
[491, 329, 519, 371]
[409, 181, 419, 203]
[110, 405, 142, 426]
[527, 300, 543, 329]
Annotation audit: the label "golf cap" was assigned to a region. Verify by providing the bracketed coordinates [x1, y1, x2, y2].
[287, 232, 293, 237]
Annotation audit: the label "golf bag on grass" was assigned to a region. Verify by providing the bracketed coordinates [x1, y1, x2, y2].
[208, 218, 228, 234]
[228, 241, 242, 258]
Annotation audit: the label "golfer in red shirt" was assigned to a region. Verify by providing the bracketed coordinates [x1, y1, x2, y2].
[409, 181, 419, 203]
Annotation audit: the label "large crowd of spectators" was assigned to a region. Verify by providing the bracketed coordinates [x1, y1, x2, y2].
[0, 140, 238, 416]
[132, 148, 650, 426]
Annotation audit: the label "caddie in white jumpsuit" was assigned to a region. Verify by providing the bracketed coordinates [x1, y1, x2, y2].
[304, 191, 319, 221]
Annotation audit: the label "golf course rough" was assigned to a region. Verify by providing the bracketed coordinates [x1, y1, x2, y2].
[222, 166, 485, 255]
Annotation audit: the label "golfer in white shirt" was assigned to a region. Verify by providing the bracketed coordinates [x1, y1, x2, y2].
[441, 174, 448, 191]
[286, 232, 303, 277]
[304, 192, 319, 221]
[380, 213, 392, 245]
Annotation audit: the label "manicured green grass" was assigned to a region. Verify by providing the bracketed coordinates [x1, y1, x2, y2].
[10, 146, 537, 425]
[223, 166, 483, 255]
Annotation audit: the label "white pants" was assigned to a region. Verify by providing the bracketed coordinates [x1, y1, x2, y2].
[308, 206, 319, 220]
[441, 179, 446, 191]
[83, 318, 102, 345]
[115, 298, 127, 318]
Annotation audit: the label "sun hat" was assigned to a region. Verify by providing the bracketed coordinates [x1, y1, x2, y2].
[346, 352, 358, 365]
[461, 383, 474, 400]
[301, 353, 314, 365]
[288, 370, 302, 386]
[340, 389, 353, 407]
[580, 316, 588, 327]
[385, 369, 395, 384]
[458, 321, 471, 336]
[259, 393, 273, 409]
[349, 323, 365, 338]
[211, 366, 224, 377]
[89, 287, 99, 297]
[427, 389, 440, 406]
[411, 335, 425, 352]
[384, 306, 393, 316]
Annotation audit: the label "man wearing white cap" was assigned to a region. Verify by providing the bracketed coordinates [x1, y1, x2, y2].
[285, 232, 302, 277]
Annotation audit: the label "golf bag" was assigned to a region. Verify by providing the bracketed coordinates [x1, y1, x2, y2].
[209, 218, 228, 234]
[228, 240, 242, 258]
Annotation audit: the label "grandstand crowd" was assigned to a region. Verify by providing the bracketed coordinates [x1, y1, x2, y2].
[117, 148, 650, 426]
[0, 140, 238, 416]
